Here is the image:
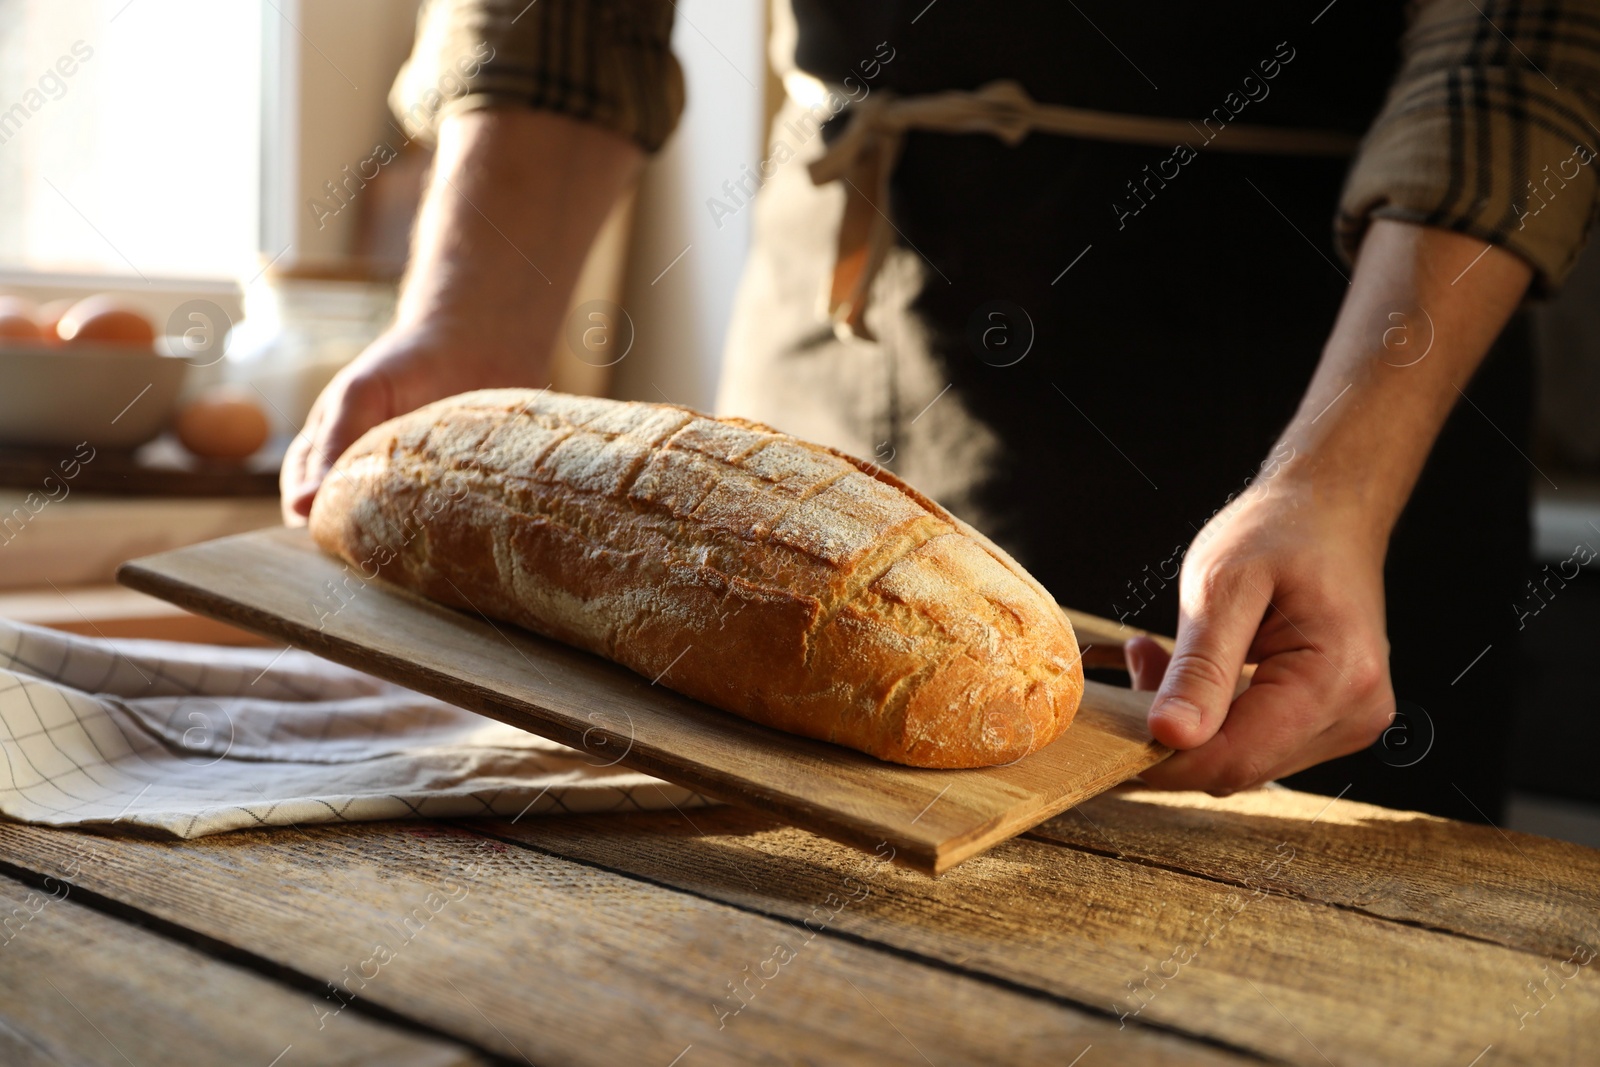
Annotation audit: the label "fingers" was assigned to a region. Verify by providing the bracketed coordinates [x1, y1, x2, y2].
[1123, 635, 1171, 691]
[1143, 658, 1318, 791]
[1147, 574, 1270, 751]
[279, 370, 396, 525]
[278, 405, 321, 527]
[1141, 652, 1393, 793]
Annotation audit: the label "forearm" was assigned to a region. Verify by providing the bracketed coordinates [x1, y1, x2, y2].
[1145, 221, 1533, 782]
[396, 107, 644, 370]
[1274, 219, 1533, 550]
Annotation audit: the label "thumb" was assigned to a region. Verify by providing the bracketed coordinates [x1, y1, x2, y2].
[285, 372, 395, 520]
[1148, 575, 1268, 750]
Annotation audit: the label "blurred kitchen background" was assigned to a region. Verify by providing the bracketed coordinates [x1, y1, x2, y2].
[0, 0, 1596, 844]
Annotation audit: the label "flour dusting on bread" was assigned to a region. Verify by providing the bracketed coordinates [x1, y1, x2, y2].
[310, 389, 1083, 767]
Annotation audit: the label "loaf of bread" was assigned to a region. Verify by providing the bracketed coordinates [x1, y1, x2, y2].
[309, 389, 1083, 768]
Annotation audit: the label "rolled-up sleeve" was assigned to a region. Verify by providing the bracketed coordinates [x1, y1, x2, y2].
[1336, 0, 1600, 292]
[389, 0, 685, 152]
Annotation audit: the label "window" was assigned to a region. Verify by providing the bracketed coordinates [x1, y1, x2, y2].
[0, 0, 262, 280]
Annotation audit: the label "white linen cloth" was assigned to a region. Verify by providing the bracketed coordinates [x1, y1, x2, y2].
[0, 619, 712, 838]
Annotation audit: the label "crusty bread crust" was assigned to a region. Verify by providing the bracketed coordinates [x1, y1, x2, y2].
[309, 389, 1083, 768]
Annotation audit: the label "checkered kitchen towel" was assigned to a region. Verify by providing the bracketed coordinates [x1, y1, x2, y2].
[0, 619, 712, 838]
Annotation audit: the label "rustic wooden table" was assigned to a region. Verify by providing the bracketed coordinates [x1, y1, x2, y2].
[0, 784, 1595, 1066]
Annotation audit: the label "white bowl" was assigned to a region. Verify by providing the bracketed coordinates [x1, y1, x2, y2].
[0, 343, 190, 450]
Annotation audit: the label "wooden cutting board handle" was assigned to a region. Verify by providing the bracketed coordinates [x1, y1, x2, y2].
[1058, 607, 1173, 671]
[1059, 607, 1255, 691]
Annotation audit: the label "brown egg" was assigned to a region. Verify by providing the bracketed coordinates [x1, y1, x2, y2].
[175, 387, 270, 461]
[35, 299, 75, 344]
[57, 295, 156, 349]
[0, 296, 42, 343]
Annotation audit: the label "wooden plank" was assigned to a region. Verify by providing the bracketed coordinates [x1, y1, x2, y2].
[0, 820, 1247, 1067]
[1033, 784, 1600, 959]
[473, 801, 1600, 1066]
[1063, 610, 1254, 688]
[118, 526, 1170, 874]
[0, 868, 479, 1067]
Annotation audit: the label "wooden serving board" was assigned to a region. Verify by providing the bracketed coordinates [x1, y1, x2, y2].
[118, 527, 1169, 873]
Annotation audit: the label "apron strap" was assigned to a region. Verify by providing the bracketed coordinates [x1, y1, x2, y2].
[805, 79, 1361, 340]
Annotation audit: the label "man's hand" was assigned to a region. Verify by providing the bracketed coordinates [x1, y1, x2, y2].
[1125, 218, 1532, 793]
[280, 107, 642, 525]
[1127, 482, 1394, 793]
[281, 323, 544, 522]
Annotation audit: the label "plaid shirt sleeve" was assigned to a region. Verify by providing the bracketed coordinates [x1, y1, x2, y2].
[389, 0, 683, 152]
[1337, 0, 1600, 293]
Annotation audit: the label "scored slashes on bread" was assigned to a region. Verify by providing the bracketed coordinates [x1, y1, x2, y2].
[309, 389, 1084, 768]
